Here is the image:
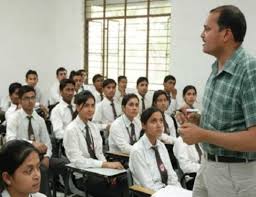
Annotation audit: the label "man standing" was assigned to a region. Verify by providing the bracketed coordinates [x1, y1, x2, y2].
[180, 5, 256, 197]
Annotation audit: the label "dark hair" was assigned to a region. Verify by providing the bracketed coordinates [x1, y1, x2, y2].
[0, 140, 39, 189]
[9, 82, 22, 95]
[117, 76, 127, 83]
[92, 74, 103, 83]
[210, 5, 246, 42]
[69, 70, 76, 79]
[71, 71, 82, 80]
[18, 85, 36, 99]
[163, 75, 176, 83]
[74, 90, 95, 106]
[140, 107, 163, 137]
[103, 78, 116, 88]
[136, 77, 148, 86]
[152, 90, 169, 107]
[25, 70, 38, 79]
[77, 69, 85, 74]
[182, 85, 197, 97]
[56, 67, 66, 76]
[59, 79, 75, 91]
[121, 93, 139, 107]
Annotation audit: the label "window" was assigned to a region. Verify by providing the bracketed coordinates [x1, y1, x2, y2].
[85, 0, 171, 90]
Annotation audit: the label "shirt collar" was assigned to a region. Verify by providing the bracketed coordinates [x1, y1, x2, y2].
[141, 133, 160, 150]
[20, 108, 37, 119]
[211, 46, 244, 76]
[122, 114, 134, 127]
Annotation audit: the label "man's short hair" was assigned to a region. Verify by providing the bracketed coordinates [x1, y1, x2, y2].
[18, 85, 36, 99]
[136, 77, 148, 86]
[163, 75, 176, 83]
[92, 74, 103, 83]
[25, 70, 38, 79]
[9, 82, 22, 95]
[103, 78, 116, 88]
[210, 5, 246, 42]
[117, 76, 127, 83]
[59, 79, 75, 91]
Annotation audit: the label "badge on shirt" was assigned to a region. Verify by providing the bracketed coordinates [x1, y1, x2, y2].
[160, 164, 165, 172]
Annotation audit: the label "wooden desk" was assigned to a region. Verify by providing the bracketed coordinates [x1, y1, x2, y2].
[105, 151, 129, 168]
[65, 163, 127, 197]
[129, 185, 155, 197]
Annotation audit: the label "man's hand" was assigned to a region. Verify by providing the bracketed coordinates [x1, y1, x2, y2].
[102, 161, 124, 169]
[32, 141, 48, 154]
[179, 122, 205, 145]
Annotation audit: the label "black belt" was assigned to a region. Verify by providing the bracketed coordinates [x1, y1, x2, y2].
[206, 154, 256, 163]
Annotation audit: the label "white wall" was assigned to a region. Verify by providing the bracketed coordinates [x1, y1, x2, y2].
[0, 0, 84, 100]
[171, 0, 256, 106]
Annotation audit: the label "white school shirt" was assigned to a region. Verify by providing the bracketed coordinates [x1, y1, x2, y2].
[0, 95, 11, 112]
[173, 137, 201, 173]
[89, 86, 103, 104]
[166, 93, 178, 116]
[6, 108, 52, 158]
[136, 92, 152, 115]
[50, 99, 75, 139]
[129, 134, 180, 191]
[109, 114, 141, 154]
[1, 190, 46, 197]
[49, 81, 61, 105]
[63, 116, 106, 169]
[159, 113, 177, 145]
[92, 97, 122, 130]
[5, 103, 18, 122]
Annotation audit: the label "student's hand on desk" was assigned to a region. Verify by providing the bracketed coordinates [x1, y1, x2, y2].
[102, 161, 124, 169]
[179, 123, 204, 145]
[32, 141, 48, 154]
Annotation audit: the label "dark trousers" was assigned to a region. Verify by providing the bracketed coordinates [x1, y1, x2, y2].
[75, 174, 128, 197]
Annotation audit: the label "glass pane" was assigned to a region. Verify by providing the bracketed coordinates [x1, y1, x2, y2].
[150, 0, 171, 15]
[127, 0, 147, 16]
[106, 0, 124, 17]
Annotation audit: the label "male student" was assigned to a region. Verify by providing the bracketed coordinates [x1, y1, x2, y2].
[163, 75, 178, 115]
[93, 78, 122, 130]
[90, 74, 104, 103]
[6, 85, 68, 196]
[5, 82, 22, 121]
[136, 77, 152, 114]
[115, 75, 127, 105]
[50, 79, 75, 140]
[49, 67, 67, 105]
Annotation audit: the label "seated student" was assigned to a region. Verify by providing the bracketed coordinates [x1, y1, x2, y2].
[72, 71, 84, 94]
[49, 67, 67, 105]
[163, 75, 179, 116]
[90, 74, 104, 103]
[129, 107, 180, 192]
[109, 93, 141, 154]
[63, 91, 126, 197]
[50, 79, 75, 140]
[5, 82, 22, 122]
[114, 76, 127, 105]
[152, 90, 177, 144]
[0, 95, 11, 112]
[136, 77, 152, 115]
[181, 85, 200, 110]
[0, 140, 46, 197]
[6, 85, 68, 196]
[93, 78, 122, 130]
[77, 69, 87, 89]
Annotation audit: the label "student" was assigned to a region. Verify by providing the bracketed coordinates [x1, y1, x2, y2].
[6, 85, 67, 196]
[0, 140, 46, 197]
[114, 76, 127, 105]
[136, 77, 152, 115]
[129, 107, 180, 191]
[90, 74, 104, 103]
[77, 69, 87, 85]
[70, 71, 83, 93]
[181, 85, 200, 110]
[49, 67, 67, 105]
[163, 75, 178, 116]
[63, 90, 125, 197]
[50, 79, 75, 140]
[25, 70, 46, 107]
[109, 93, 141, 154]
[152, 90, 177, 144]
[93, 78, 122, 130]
[5, 82, 22, 122]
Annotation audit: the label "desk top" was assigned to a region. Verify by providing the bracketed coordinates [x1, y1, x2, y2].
[152, 185, 192, 197]
[105, 151, 129, 158]
[66, 163, 127, 177]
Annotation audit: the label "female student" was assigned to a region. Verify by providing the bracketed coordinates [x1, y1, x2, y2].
[63, 90, 125, 197]
[0, 140, 46, 197]
[129, 107, 180, 191]
[152, 90, 177, 144]
[181, 85, 198, 109]
[109, 93, 141, 154]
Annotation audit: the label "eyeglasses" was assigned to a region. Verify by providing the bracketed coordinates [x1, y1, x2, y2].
[22, 96, 36, 101]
